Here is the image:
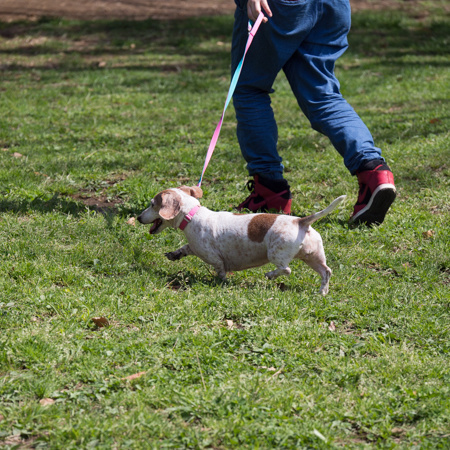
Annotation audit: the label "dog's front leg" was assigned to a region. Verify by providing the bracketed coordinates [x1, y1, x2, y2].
[165, 244, 193, 261]
[205, 256, 227, 281]
[213, 266, 227, 281]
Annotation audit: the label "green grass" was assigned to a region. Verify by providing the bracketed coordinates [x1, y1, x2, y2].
[1, 2, 449, 448]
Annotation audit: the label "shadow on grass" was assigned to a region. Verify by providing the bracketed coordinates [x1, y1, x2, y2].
[149, 266, 327, 296]
[0, 15, 234, 75]
[349, 12, 450, 62]
[0, 193, 126, 217]
[148, 268, 222, 290]
[0, 9, 448, 80]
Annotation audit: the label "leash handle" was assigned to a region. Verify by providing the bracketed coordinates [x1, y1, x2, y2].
[197, 12, 265, 187]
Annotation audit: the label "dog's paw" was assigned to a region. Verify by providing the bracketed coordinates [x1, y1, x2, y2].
[165, 251, 182, 261]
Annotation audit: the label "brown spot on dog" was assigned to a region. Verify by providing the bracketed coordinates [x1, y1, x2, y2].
[179, 185, 203, 199]
[153, 192, 163, 208]
[248, 214, 277, 243]
[154, 190, 176, 204]
[155, 190, 181, 220]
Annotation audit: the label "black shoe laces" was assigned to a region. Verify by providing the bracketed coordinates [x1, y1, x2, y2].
[245, 180, 255, 192]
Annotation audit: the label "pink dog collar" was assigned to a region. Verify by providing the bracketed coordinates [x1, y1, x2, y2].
[179, 205, 201, 230]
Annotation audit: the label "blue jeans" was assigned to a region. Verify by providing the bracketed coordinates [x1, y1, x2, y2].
[232, 0, 383, 180]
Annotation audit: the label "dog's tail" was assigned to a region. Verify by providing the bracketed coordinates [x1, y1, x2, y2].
[298, 195, 346, 227]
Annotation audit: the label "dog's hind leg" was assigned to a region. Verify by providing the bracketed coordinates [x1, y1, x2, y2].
[301, 256, 332, 296]
[295, 229, 332, 295]
[266, 246, 295, 280]
[165, 244, 193, 261]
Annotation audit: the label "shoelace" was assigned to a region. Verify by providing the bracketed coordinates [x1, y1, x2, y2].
[238, 180, 258, 208]
[245, 180, 255, 192]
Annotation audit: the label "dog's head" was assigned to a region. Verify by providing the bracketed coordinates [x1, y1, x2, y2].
[137, 185, 203, 234]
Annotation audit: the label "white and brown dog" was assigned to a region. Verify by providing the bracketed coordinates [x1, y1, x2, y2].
[137, 186, 345, 295]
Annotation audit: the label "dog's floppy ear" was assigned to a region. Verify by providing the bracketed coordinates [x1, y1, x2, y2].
[179, 185, 203, 199]
[155, 191, 182, 220]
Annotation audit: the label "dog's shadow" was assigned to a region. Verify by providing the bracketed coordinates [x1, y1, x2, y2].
[153, 266, 321, 295]
[153, 268, 225, 291]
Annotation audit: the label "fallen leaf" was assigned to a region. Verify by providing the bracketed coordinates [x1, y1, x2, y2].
[126, 217, 136, 226]
[1, 148, 8, 152]
[226, 320, 234, 329]
[98, 61, 106, 67]
[39, 398, 55, 406]
[122, 371, 146, 381]
[13, 152, 23, 158]
[0, 414, 4, 421]
[422, 230, 434, 238]
[92, 316, 109, 327]
[392, 427, 404, 435]
[429, 118, 441, 124]
[328, 321, 336, 332]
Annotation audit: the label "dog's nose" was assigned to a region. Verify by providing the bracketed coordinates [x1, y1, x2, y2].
[137, 215, 143, 223]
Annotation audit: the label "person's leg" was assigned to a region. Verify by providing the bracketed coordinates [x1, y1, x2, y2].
[231, 0, 282, 180]
[232, 0, 319, 212]
[281, 0, 395, 224]
[283, 0, 382, 173]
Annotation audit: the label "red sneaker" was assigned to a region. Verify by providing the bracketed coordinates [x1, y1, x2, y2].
[236, 175, 292, 214]
[350, 163, 396, 226]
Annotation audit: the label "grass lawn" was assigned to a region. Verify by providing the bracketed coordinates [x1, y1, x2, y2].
[0, 1, 449, 448]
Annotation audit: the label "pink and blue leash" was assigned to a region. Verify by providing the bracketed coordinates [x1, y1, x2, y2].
[197, 12, 265, 187]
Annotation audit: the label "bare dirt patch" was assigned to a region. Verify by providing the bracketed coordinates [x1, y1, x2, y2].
[69, 174, 129, 213]
[0, 0, 234, 22]
[70, 192, 123, 214]
[0, 0, 425, 22]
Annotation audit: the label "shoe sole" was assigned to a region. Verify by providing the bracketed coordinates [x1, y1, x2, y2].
[350, 184, 396, 226]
